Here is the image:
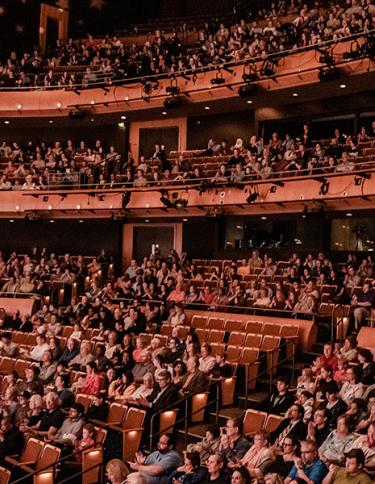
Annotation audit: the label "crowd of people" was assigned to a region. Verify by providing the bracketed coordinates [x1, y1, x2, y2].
[0, 0, 373, 89]
[0, 119, 374, 192]
[0, 245, 374, 483]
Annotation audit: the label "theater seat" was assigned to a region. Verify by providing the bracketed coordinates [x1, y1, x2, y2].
[82, 446, 103, 484]
[0, 466, 11, 484]
[122, 428, 144, 461]
[243, 409, 267, 436]
[5, 437, 43, 468]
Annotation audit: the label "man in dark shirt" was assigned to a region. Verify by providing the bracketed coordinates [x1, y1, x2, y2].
[201, 452, 229, 484]
[219, 417, 250, 463]
[0, 416, 24, 459]
[227, 149, 245, 167]
[33, 391, 65, 440]
[307, 408, 331, 447]
[263, 377, 295, 415]
[325, 385, 347, 428]
[270, 404, 307, 447]
[352, 283, 375, 330]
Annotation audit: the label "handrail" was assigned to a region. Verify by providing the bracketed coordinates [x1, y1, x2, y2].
[15, 158, 375, 194]
[0, 28, 373, 92]
[110, 296, 317, 320]
[58, 460, 104, 484]
[242, 337, 296, 408]
[10, 442, 100, 484]
[149, 378, 220, 451]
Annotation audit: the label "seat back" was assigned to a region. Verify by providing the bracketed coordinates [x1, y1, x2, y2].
[262, 323, 281, 336]
[94, 427, 107, 445]
[221, 376, 237, 407]
[159, 409, 178, 434]
[226, 345, 242, 363]
[123, 407, 146, 430]
[207, 318, 225, 330]
[245, 321, 263, 334]
[210, 343, 226, 356]
[224, 319, 245, 332]
[76, 393, 92, 412]
[243, 409, 267, 436]
[21, 437, 44, 465]
[264, 414, 284, 434]
[227, 332, 245, 346]
[36, 444, 61, 471]
[122, 429, 143, 461]
[0, 467, 10, 484]
[191, 393, 208, 423]
[244, 333, 262, 348]
[107, 403, 127, 425]
[191, 316, 207, 329]
[208, 329, 225, 343]
[82, 447, 103, 484]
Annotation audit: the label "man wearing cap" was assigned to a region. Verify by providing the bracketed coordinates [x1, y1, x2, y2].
[52, 403, 85, 446]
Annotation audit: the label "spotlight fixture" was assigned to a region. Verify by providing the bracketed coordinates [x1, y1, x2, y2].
[318, 67, 340, 82]
[211, 71, 225, 85]
[261, 60, 276, 77]
[239, 84, 257, 98]
[246, 191, 259, 203]
[354, 173, 371, 185]
[160, 192, 174, 208]
[174, 198, 188, 209]
[242, 62, 259, 83]
[43, 196, 49, 202]
[319, 179, 330, 195]
[122, 191, 131, 208]
[166, 85, 180, 95]
[97, 194, 105, 201]
[343, 41, 362, 60]
[319, 50, 335, 66]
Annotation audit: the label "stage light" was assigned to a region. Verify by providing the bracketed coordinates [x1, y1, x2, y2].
[242, 62, 259, 83]
[319, 52, 335, 65]
[122, 191, 131, 208]
[174, 198, 188, 209]
[211, 71, 225, 85]
[166, 85, 180, 95]
[261, 60, 276, 77]
[319, 179, 330, 195]
[246, 192, 259, 203]
[160, 193, 174, 208]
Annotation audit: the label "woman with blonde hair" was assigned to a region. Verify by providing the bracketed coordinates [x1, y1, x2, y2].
[106, 458, 129, 484]
[126, 473, 147, 484]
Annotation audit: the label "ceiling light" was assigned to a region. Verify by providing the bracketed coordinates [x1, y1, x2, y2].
[118, 122, 125, 128]
[292, 92, 298, 97]
[125, 96, 129, 101]
[261, 216, 267, 220]
[247, 100, 253, 104]
[79, 219, 84, 223]
[49, 219, 55, 223]
[183, 218, 188, 222]
[340, 83, 346, 89]
[9, 219, 14, 223]
[48, 205, 52, 210]
[346, 212, 353, 217]
[145, 219, 150, 223]
[17, 103, 22, 110]
[49, 120, 53, 124]
[90, 118, 94, 122]
[4, 120, 9, 125]
[204, 106, 210, 110]
[162, 111, 167, 115]
[56, 102, 62, 109]
[121, 115, 126, 120]
[15, 205, 19, 210]
[90, 100, 95, 105]
[76, 204, 81, 209]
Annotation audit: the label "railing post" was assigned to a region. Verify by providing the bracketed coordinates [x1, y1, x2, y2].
[245, 364, 248, 409]
[149, 415, 154, 453]
[215, 380, 220, 424]
[184, 399, 189, 447]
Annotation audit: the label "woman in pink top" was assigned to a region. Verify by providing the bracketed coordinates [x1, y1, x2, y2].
[132, 336, 146, 363]
[167, 282, 186, 303]
[80, 362, 101, 395]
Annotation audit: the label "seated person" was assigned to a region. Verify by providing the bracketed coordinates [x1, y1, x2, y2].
[186, 424, 221, 463]
[322, 448, 372, 484]
[169, 451, 208, 483]
[285, 439, 328, 484]
[319, 415, 356, 465]
[240, 431, 275, 480]
[263, 377, 295, 415]
[270, 404, 307, 448]
[128, 433, 182, 483]
[219, 417, 251, 464]
[179, 356, 208, 398]
[52, 403, 85, 446]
